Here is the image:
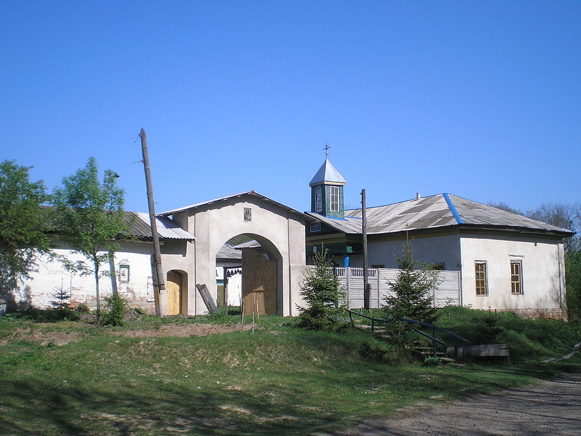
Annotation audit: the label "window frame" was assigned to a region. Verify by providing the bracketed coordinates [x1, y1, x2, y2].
[510, 260, 523, 295]
[315, 186, 322, 213]
[310, 222, 321, 233]
[475, 261, 488, 296]
[330, 186, 340, 212]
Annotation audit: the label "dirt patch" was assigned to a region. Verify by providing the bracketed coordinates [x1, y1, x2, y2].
[113, 323, 260, 339]
[0, 323, 259, 346]
[0, 328, 89, 346]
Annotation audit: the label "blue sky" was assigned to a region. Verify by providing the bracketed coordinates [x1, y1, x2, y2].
[1, 0, 579, 215]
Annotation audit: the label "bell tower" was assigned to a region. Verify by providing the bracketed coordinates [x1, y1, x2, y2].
[309, 143, 346, 219]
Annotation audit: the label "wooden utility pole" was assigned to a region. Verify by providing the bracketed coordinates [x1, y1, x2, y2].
[140, 128, 165, 316]
[361, 189, 370, 310]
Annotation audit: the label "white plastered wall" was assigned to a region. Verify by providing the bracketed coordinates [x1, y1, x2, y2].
[15, 242, 156, 311]
[459, 234, 566, 311]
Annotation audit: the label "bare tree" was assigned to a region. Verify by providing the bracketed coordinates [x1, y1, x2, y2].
[526, 203, 580, 253]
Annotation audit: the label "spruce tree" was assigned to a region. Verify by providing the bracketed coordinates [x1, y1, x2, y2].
[297, 248, 347, 331]
[384, 240, 439, 324]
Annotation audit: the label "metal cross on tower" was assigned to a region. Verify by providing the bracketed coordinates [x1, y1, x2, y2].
[324, 142, 330, 158]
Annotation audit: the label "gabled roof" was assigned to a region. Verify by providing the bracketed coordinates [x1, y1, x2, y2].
[309, 159, 346, 186]
[130, 212, 195, 240]
[158, 191, 305, 220]
[306, 194, 574, 237]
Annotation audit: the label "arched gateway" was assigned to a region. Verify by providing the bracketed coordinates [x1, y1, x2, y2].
[156, 192, 308, 316]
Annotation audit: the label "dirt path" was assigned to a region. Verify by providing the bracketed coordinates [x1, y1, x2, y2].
[327, 372, 581, 435]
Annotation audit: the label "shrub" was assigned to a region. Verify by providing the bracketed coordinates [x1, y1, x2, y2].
[423, 356, 441, 367]
[76, 302, 90, 313]
[358, 340, 401, 364]
[100, 294, 130, 326]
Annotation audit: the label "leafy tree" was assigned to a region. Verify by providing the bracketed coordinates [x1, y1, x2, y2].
[565, 249, 581, 321]
[525, 203, 581, 320]
[0, 160, 51, 305]
[51, 157, 129, 320]
[297, 248, 347, 331]
[383, 240, 439, 324]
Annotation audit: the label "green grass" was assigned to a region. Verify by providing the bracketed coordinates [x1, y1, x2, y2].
[0, 310, 579, 435]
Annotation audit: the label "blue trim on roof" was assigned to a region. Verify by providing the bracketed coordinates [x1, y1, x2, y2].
[322, 215, 349, 222]
[443, 193, 463, 224]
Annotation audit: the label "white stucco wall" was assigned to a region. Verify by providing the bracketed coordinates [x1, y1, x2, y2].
[13, 243, 156, 311]
[160, 237, 195, 316]
[460, 234, 566, 312]
[336, 230, 565, 315]
[216, 268, 242, 306]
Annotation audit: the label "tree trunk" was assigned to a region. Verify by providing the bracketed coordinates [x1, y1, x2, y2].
[93, 255, 100, 320]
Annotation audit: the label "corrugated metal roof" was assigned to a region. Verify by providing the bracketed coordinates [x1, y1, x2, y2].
[133, 212, 195, 240]
[158, 191, 305, 220]
[216, 244, 242, 260]
[307, 194, 574, 237]
[448, 195, 572, 233]
[309, 159, 346, 186]
[235, 240, 261, 249]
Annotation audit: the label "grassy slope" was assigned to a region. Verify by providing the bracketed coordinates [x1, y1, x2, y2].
[0, 312, 579, 435]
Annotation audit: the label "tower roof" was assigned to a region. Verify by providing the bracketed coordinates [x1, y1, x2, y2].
[309, 159, 346, 187]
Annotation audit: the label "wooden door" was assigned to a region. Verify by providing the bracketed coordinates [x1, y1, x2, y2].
[167, 271, 182, 315]
[242, 249, 277, 315]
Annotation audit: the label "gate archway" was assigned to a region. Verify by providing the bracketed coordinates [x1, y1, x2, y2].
[158, 191, 307, 316]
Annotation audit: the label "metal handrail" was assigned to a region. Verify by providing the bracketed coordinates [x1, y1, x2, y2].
[347, 309, 472, 360]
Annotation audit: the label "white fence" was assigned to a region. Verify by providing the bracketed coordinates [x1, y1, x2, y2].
[334, 267, 461, 309]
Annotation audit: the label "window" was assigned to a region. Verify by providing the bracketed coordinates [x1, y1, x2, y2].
[511, 260, 523, 295]
[475, 261, 487, 295]
[310, 222, 321, 233]
[330, 186, 340, 212]
[315, 186, 322, 213]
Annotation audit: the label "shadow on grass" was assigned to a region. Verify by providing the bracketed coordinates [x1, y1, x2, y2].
[0, 377, 341, 436]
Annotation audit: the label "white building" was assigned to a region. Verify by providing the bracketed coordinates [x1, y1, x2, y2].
[7, 213, 194, 312]
[305, 159, 574, 318]
[6, 158, 573, 319]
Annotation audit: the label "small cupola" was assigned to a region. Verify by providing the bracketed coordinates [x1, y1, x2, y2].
[309, 148, 346, 219]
